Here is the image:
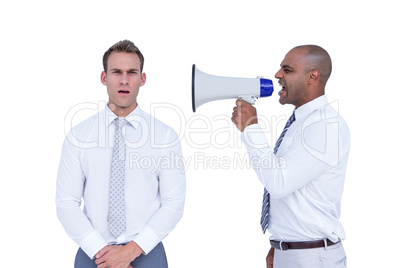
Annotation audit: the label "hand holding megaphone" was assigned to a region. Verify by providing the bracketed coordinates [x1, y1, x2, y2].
[232, 99, 258, 132]
[192, 64, 274, 112]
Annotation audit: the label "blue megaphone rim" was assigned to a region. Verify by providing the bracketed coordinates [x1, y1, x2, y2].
[260, 78, 274, 97]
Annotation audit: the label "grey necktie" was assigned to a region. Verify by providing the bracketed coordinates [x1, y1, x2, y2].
[108, 118, 127, 238]
[260, 111, 295, 233]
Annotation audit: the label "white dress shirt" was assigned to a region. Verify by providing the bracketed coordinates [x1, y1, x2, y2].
[56, 104, 186, 258]
[241, 95, 350, 243]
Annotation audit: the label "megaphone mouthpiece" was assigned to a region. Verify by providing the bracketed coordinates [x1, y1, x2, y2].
[192, 64, 273, 112]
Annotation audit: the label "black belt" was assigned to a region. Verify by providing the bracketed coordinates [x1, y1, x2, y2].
[270, 239, 339, 250]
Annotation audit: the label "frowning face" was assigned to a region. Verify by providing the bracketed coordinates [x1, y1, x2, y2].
[274, 48, 309, 108]
[101, 52, 146, 116]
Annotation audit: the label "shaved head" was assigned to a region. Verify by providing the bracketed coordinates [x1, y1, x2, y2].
[292, 45, 332, 85]
[275, 45, 333, 107]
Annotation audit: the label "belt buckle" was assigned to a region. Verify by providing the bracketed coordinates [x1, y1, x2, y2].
[279, 241, 289, 251]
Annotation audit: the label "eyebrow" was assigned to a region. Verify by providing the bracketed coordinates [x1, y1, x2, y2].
[110, 68, 140, 73]
[281, 64, 294, 70]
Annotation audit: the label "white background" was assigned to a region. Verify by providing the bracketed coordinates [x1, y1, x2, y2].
[1, 0, 401, 267]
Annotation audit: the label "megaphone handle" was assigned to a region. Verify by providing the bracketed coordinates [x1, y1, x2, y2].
[239, 95, 256, 105]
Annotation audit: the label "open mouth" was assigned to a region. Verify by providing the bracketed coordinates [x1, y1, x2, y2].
[278, 82, 286, 95]
[118, 90, 130, 95]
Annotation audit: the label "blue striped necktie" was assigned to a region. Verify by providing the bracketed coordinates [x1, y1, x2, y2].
[260, 111, 295, 233]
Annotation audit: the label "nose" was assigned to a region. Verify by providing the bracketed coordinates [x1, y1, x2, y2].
[120, 72, 129, 84]
[274, 69, 283, 79]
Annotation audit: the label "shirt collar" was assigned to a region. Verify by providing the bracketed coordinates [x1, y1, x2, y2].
[104, 103, 142, 130]
[294, 95, 328, 121]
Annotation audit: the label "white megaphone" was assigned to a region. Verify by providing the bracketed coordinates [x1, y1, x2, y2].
[192, 64, 274, 112]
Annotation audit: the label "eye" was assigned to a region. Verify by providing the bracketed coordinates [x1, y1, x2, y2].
[284, 68, 292, 73]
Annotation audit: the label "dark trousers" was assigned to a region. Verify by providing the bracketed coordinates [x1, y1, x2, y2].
[74, 242, 168, 268]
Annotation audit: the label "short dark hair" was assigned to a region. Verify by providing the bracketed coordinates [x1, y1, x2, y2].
[103, 40, 145, 73]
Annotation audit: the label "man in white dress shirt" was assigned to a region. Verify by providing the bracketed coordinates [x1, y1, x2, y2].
[56, 40, 186, 268]
[232, 45, 350, 267]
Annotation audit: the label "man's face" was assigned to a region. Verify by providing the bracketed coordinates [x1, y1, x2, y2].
[101, 52, 146, 115]
[275, 48, 309, 108]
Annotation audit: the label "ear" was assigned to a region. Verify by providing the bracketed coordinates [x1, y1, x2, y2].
[308, 70, 320, 85]
[140, 72, 147, 87]
[100, 71, 107, 86]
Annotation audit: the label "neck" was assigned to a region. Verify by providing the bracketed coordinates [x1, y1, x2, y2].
[295, 86, 325, 108]
[294, 93, 324, 109]
[108, 102, 137, 117]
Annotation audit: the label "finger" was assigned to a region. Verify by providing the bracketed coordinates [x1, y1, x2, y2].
[96, 245, 113, 260]
[236, 99, 243, 107]
[95, 256, 105, 265]
[96, 261, 106, 268]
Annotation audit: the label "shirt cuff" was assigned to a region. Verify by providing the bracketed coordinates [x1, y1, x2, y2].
[133, 226, 161, 255]
[241, 124, 271, 150]
[80, 230, 108, 259]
